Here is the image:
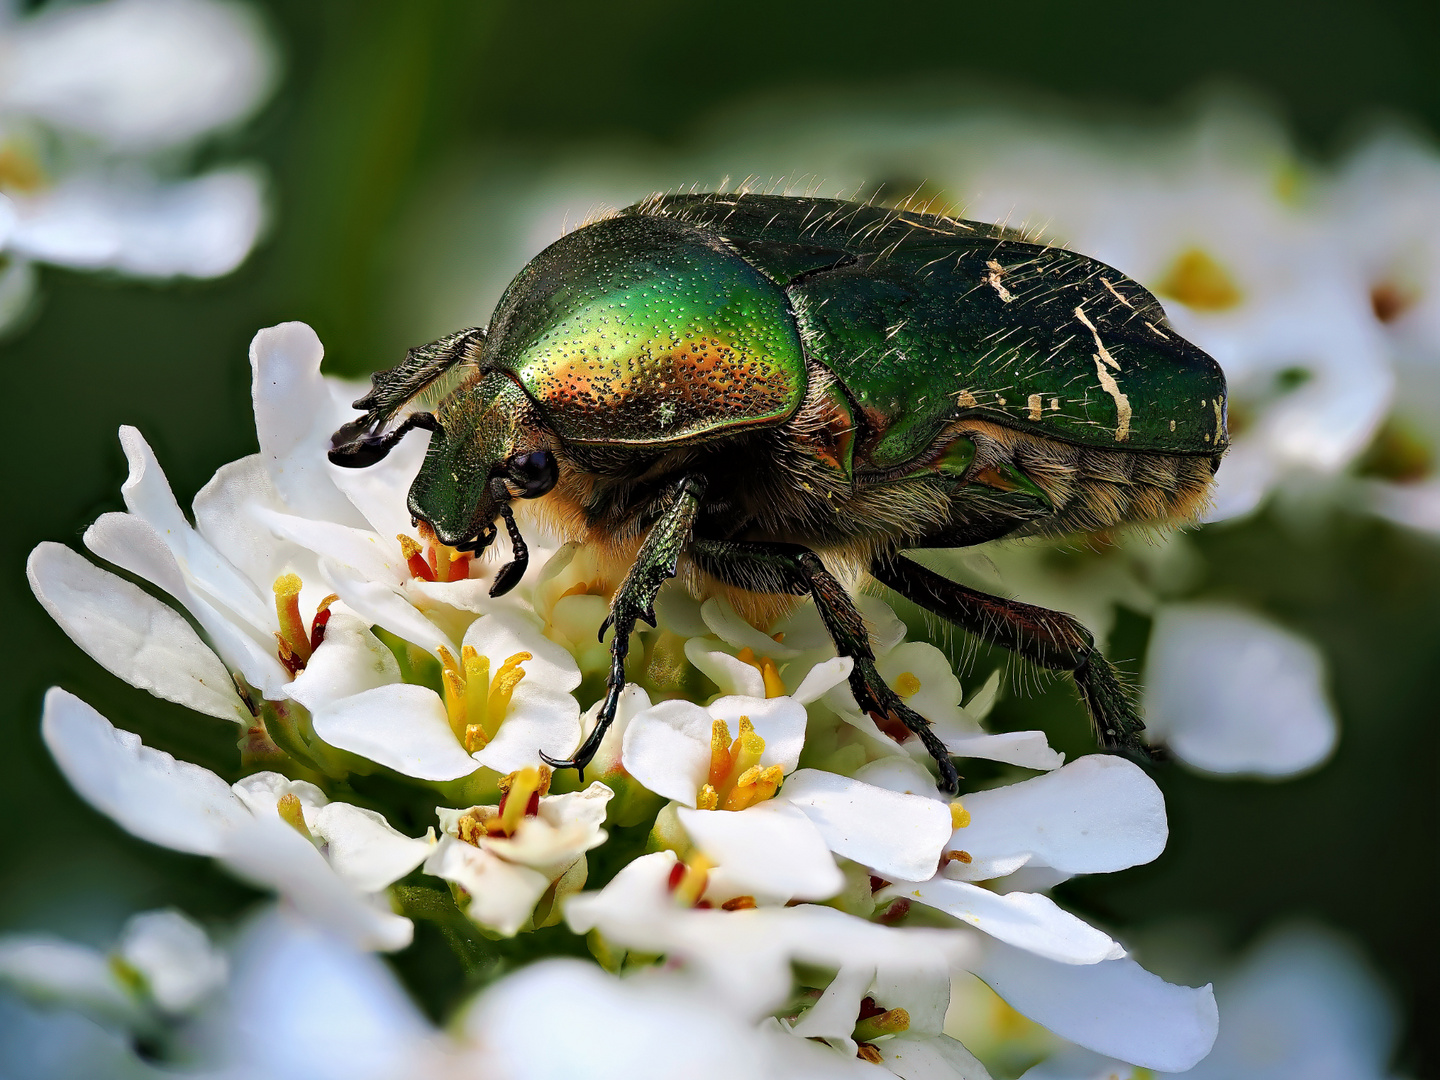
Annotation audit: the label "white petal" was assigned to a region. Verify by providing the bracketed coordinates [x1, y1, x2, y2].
[28, 543, 248, 723]
[790, 656, 853, 704]
[84, 510, 288, 694]
[41, 688, 247, 855]
[310, 684, 478, 781]
[878, 641, 971, 730]
[974, 943, 1218, 1073]
[463, 609, 583, 693]
[0, 0, 274, 150]
[192, 455, 306, 591]
[423, 835, 551, 937]
[0, 934, 138, 1024]
[116, 909, 226, 1014]
[780, 769, 953, 882]
[677, 803, 844, 902]
[854, 754, 945, 796]
[787, 961, 874, 1046]
[320, 557, 457, 659]
[232, 772, 327, 819]
[220, 817, 413, 952]
[470, 684, 583, 775]
[621, 700, 714, 806]
[1144, 604, 1337, 775]
[216, 909, 432, 1078]
[482, 784, 613, 869]
[328, 422, 432, 541]
[311, 802, 432, 894]
[255, 506, 405, 585]
[943, 731, 1065, 771]
[879, 1033, 994, 1080]
[882, 879, 1124, 965]
[8, 169, 265, 277]
[700, 597, 801, 657]
[249, 323, 368, 525]
[707, 695, 808, 773]
[683, 637, 766, 697]
[284, 614, 400, 714]
[946, 756, 1166, 881]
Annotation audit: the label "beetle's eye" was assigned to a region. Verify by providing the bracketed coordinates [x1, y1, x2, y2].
[504, 450, 558, 498]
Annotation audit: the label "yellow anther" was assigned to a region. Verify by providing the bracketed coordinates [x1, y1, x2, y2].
[950, 801, 971, 829]
[442, 668, 467, 739]
[0, 144, 44, 193]
[276, 793, 312, 839]
[727, 716, 765, 783]
[853, 1007, 911, 1042]
[707, 719, 733, 791]
[1157, 248, 1243, 312]
[736, 646, 757, 665]
[894, 671, 922, 698]
[856, 1045, 884, 1065]
[462, 646, 490, 735]
[722, 763, 783, 811]
[696, 784, 720, 811]
[463, 723, 489, 753]
[437, 645, 461, 679]
[498, 766, 543, 836]
[487, 652, 531, 736]
[396, 534, 423, 559]
[272, 574, 312, 663]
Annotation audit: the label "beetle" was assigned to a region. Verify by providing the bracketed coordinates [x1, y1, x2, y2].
[330, 193, 1227, 793]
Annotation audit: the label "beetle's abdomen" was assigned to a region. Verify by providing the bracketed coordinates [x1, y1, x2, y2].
[483, 214, 808, 446]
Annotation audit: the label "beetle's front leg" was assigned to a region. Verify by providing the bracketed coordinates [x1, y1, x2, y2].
[542, 475, 707, 780]
[690, 538, 960, 793]
[870, 553, 1148, 757]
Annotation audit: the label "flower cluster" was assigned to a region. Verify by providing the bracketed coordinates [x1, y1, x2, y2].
[0, 0, 275, 332]
[25, 322, 1220, 1077]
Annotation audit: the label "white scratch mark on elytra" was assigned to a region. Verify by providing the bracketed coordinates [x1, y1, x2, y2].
[984, 260, 1015, 302]
[1144, 320, 1171, 340]
[1074, 306, 1120, 370]
[1093, 356, 1132, 441]
[1214, 397, 1225, 443]
[1101, 277, 1134, 309]
[1027, 393, 1043, 420]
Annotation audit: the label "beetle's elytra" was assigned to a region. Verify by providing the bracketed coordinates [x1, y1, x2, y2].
[331, 193, 1228, 792]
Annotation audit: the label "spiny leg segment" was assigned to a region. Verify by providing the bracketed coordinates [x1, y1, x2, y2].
[869, 553, 1148, 757]
[542, 475, 707, 779]
[689, 539, 960, 793]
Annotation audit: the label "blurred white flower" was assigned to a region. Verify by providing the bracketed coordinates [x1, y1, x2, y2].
[0, 0, 277, 330]
[1143, 603, 1337, 776]
[41, 688, 431, 951]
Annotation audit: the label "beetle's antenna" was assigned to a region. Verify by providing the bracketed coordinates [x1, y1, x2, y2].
[489, 505, 529, 597]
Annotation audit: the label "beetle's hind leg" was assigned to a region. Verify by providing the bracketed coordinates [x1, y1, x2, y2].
[870, 553, 1148, 758]
[690, 539, 960, 793]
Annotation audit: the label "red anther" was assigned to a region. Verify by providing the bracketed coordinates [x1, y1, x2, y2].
[426, 544, 440, 580]
[524, 790, 540, 817]
[868, 875, 889, 893]
[694, 900, 713, 909]
[667, 862, 685, 891]
[495, 790, 510, 821]
[878, 898, 911, 925]
[410, 552, 436, 581]
[309, 606, 333, 652]
[450, 552, 473, 580]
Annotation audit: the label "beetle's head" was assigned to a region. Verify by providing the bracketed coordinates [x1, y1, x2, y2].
[407, 370, 558, 594]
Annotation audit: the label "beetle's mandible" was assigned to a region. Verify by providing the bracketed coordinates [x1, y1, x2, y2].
[330, 193, 1228, 793]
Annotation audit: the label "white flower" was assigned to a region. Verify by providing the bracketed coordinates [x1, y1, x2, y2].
[0, 0, 277, 329]
[41, 688, 431, 951]
[424, 768, 613, 936]
[1143, 603, 1337, 775]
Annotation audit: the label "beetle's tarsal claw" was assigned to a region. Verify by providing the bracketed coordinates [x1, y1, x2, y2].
[488, 505, 529, 597]
[328, 412, 438, 469]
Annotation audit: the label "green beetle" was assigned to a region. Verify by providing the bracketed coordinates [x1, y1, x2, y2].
[331, 193, 1227, 792]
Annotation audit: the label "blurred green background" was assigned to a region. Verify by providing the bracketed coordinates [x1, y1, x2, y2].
[2, 0, 1436, 1073]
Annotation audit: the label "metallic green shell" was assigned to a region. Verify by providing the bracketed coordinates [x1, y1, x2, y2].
[639, 194, 1228, 470]
[483, 213, 808, 446]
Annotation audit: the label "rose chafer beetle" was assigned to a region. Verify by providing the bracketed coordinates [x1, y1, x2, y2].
[331, 193, 1228, 792]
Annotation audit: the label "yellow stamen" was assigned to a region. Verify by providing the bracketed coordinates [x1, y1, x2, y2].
[950, 801, 971, 829]
[856, 1045, 884, 1065]
[735, 647, 787, 697]
[276, 793, 311, 839]
[396, 533, 424, 560]
[0, 144, 44, 193]
[707, 719, 733, 791]
[463, 724, 488, 753]
[499, 767, 543, 836]
[486, 652, 531, 738]
[437, 645, 461, 679]
[462, 646, 490, 734]
[721, 895, 757, 910]
[726, 716, 764, 785]
[853, 1007, 911, 1041]
[894, 671, 922, 698]
[442, 668, 467, 739]
[722, 763, 783, 811]
[696, 784, 720, 811]
[272, 574, 311, 662]
[673, 854, 713, 907]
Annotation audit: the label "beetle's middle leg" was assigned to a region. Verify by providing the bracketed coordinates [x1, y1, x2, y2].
[870, 553, 1148, 757]
[689, 538, 960, 793]
[542, 475, 707, 780]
